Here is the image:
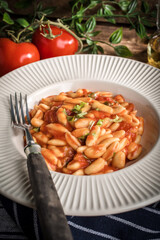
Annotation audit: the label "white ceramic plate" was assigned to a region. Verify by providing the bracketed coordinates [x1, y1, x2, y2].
[0, 55, 160, 216]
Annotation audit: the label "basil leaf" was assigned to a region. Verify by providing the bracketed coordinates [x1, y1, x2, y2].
[71, 1, 79, 13]
[103, 4, 115, 11]
[0, 1, 13, 13]
[114, 45, 133, 58]
[85, 16, 96, 33]
[3, 12, 14, 24]
[82, 45, 93, 53]
[109, 27, 123, 44]
[16, 18, 33, 30]
[89, 31, 101, 37]
[118, 0, 130, 12]
[97, 8, 104, 17]
[86, 38, 94, 46]
[88, 1, 101, 9]
[76, 22, 85, 33]
[42, 7, 56, 16]
[103, 4, 116, 24]
[127, 0, 137, 14]
[141, 0, 149, 14]
[97, 45, 104, 54]
[92, 45, 98, 54]
[136, 18, 147, 39]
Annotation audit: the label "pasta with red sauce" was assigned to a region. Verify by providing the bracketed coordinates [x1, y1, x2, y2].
[28, 89, 144, 175]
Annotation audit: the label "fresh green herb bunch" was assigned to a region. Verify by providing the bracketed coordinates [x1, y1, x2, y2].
[0, 0, 56, 41]
[62, 0, 156, 57]
[0, 0, 156, 57]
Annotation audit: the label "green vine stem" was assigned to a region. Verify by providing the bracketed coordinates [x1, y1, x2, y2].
[43, 19, 83, 53]
[62, 14, 130, 22]
[7, 16, 83, 54]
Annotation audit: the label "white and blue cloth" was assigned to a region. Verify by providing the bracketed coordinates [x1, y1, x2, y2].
[0, 195, 160, 240]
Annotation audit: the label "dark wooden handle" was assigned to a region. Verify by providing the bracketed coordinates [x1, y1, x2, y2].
[27, 153, 73, 240]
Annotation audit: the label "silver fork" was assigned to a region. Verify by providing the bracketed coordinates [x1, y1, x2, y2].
[10, 93, 73, 240]
[10, 93, 41, 155]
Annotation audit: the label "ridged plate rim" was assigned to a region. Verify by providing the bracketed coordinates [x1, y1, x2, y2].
[0, 54, 160, 216]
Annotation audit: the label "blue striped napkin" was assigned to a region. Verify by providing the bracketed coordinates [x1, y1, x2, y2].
[0, 194, 160, 240]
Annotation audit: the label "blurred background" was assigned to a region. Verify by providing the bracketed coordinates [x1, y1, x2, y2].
[0, 0, 158, 63]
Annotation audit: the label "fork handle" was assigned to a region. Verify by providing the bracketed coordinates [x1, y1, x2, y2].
[27, 152, 73, 240]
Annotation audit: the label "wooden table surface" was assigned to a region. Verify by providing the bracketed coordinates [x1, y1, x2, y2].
[94, 23, 151, 63]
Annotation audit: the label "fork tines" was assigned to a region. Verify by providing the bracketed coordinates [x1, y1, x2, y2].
[10, 93, 31, 125]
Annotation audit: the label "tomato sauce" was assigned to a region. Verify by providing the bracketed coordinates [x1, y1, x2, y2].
[118, 122, 132, 131]
[82, 89, 89, 96]
[72, 153, 90, 168]
[90, 110, 110, 119]
[95, 96, 114, 102]
[44, 109, 58, 123]
[29, 89, 144, 176]
[118, 122, 136, 142]
[103, 165, 117, 172]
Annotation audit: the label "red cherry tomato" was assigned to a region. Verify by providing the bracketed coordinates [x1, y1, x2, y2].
[0, 38, 40, 77]
[32, 25, 79, 59]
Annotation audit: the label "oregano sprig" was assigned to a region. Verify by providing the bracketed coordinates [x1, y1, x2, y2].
[62, 0, 156, 57]
[0, 0, 156, 58]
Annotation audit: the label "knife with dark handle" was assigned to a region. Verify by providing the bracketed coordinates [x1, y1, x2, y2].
[26, 147, 73, 240]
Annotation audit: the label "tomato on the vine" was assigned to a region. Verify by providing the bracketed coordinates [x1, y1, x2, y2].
[32, 25, 79, 59]
[0, 38, 40, 77]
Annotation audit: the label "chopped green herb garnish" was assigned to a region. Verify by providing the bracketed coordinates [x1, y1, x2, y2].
[78, 136, 86, 140]
[89, 120, 95, 129]
[96, 119, 104, 125]
[33, 127, 40, 132]
[110, 115, 123, 123]
[95, 108, 100, 111]
[63, 108, 67, 114]
[67, 115, 75, 122]
[88, 92, 97, 99]
[72, 102, 86, 113]
[78, 133, 89, 140]
[76, 112, 87, 118]
[113, 152, 116, 157]
[91, 132, 96, 136]
[67, 112, 87, 122]
[104, 101, 114, 106]
[83, 153, 89, 159]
